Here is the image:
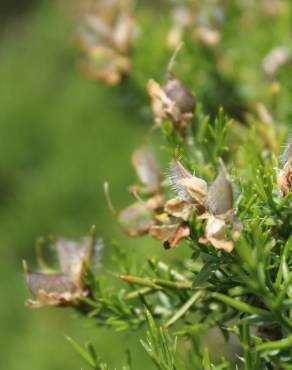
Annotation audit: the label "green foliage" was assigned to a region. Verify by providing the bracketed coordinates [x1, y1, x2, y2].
[140, 310, 177, 370]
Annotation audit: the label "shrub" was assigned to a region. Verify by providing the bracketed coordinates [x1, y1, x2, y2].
[24, 1, 292, 369]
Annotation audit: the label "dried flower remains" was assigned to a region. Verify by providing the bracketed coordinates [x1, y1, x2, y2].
[77, 0, 137, 84]
[278, 141, 292, 196]
[118, 146, 163, 236]
[147, 72, 196, 128]
[24, 232, 102, 308]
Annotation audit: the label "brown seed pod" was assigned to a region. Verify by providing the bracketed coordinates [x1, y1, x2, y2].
[131, 146, 161, 193]
[149, 223, 190, 249]
[207, 161, 233, 215]
[163, 73, 196, 117]
[168, 159, 207, 205]
[280, 142, 292, 166]
[77, 0, 137, 85]
[278, 160, 292, 196]
[147, 44, 196, 128]
[118, 202, 155, 237]
[24, 236, 100, 308]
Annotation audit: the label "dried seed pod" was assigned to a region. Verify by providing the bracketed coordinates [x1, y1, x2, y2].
[205, 216, 226, 240]
[118, 147, 163, 236]
[168, 159, 207, 206]
[147, 74, 195, 127]
[163, 73, 196, 116]
[207, 163, 233, 215]
[149, 223, 190, 249]
[165, 198, 195, 221]
[131, 146, 161, 193]
[79, 45, 131, 85]
[278, 141, 292, 196]
[25, 273, 84, 308]
[177, 177, 208, 205]
[118, 202, 155, 236]
[24, 236, 100, 308]
[118, 194, 163, 236]
[168, 159, 193, 201]
[278, 160, 292, 196]
[77, 0, 137, 85]
[200, 215, 234, 253]
[280, 142, 292, 166]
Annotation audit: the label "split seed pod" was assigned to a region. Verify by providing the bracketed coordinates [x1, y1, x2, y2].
[169, 159, 207, 207]
[278, 142, 292, 196]
[77, 0, 137, 85]
[118, 146, 163, 236]
[147, 72, 195, 127]
[24, 235, 101, 308]
[131, 146, 161, 194]
[207, 162, 233, 215]
[200, 161, 239, 253]
[118, 195, 163, 236]
[149, 223, 190, 249]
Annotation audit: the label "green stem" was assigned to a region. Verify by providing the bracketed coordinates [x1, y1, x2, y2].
[125, 287, 157, 300]
[212, 293, 272, 319]
[256, 336, 292, 352]
[165, 291, 204, 328]
[120, 275, 161, 289]
[153, 279, 192, 290]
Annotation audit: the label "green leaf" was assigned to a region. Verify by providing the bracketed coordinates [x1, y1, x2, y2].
[141, 310, 177, 370]
[66, 336, 96, 368]
[193, 260, 220, 286]
[165, 291, 203, 328]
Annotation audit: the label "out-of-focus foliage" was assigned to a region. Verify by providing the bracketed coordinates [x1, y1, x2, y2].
[0, 2, 156, 370]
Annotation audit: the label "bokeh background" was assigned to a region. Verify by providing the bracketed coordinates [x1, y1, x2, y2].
[0, 1, 157, 369]
[1, 0, 292, 369]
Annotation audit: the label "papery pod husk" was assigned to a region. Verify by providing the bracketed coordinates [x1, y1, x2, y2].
[147, 73, 195, 127]
[177, 177, 207, 205]
[77, 0, 136, 85]
[147, 79, 172, 125]
[55, 239, 85, 275]
[25, 272, 87, 308]
[26, 272, 76, 295]
[149, 223, 190, 249]
[118, 202, 155, 236]
[169, 159, 207, 205]
[24, 234, 100, 308]
[200, 215, 234, 253]
[132, 146, 161, 192]
[26, 289, 86, 308]
[168, 159, 193, 201]
[165, 198, 195, 221]
[79, 46, 131, 85]
[278, 159, 292, 196]
[207, 166, 233, 215]
[280, 141, 292, 166]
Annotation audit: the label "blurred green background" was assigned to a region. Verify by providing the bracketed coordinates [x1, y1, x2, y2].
[0, 1, 159, 369]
